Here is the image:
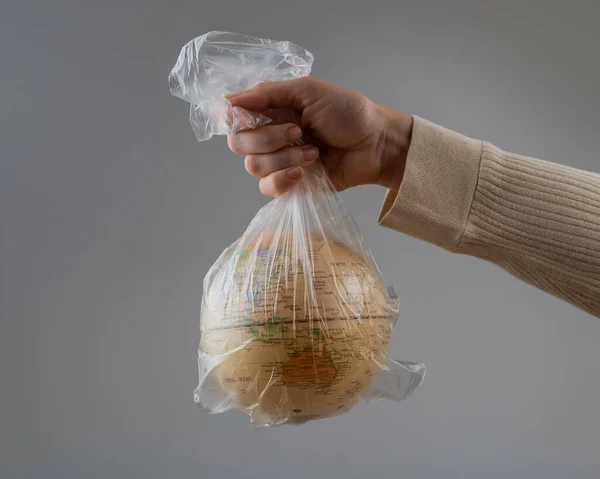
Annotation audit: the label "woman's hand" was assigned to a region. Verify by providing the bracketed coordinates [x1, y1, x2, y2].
[226, 77, 413, 196]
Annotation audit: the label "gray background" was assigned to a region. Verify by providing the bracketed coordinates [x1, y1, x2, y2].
[2, 1, 599, 478]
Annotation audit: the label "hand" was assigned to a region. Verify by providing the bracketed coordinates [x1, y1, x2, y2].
[226, 77, 413, 196]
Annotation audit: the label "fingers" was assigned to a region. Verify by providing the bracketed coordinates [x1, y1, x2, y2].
[228, 123, 302, 154]
[226, 77, 324, 112]
[259, 167, 304, 197]
[245, 145, 319, 177]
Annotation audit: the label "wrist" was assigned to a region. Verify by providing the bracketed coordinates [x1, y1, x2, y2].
[376, 106, 413, 190]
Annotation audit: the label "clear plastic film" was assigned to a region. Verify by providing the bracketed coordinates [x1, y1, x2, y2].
[170, 31, 425, 428]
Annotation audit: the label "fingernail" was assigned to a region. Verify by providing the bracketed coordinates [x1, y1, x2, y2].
[286, 166, 303, 180]
[302, 147, 319, 162]
[226, 91, 244, 99]
[284, 125, 302, 142]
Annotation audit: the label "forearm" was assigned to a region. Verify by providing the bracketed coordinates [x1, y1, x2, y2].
[379, 116, 600, 318]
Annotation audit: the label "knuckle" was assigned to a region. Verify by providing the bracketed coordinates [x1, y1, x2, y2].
[272, 151, 290, 171]
[244, 155, 257, 175]
[271, 183, 285, 196]
[292, 147, 305, 164]
[279, 125, 288, 142]
[258, 178, 273, 197]
[257, 129, 281, 152]
[255, 82, 268, 92]
[245, 155, 261, 176]
[282, 123, 295, 139]
[258, 135, 273, 152]
[277, 148, 299, 169]
[271, 173, 289, 194]
[302, 76, 316, 88]
[227, 134, 243, 154]
[296, 78, 319, 107]
[301, 76, 319, 93]
[271, 127, 288, 149]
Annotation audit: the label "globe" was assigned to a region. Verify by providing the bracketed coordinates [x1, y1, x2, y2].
[198, 235, 397, 425]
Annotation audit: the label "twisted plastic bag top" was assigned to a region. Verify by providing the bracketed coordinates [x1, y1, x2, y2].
[169, 31, 314, 141]
[170, 32, 425, 428]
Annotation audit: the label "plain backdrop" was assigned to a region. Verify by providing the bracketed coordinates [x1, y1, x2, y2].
[1, 1, 600, 478]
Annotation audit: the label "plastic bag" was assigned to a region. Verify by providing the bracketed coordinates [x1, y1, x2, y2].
[170, 31, 425, 428]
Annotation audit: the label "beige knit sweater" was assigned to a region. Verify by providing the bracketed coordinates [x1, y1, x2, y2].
[379, 117, 600, 318]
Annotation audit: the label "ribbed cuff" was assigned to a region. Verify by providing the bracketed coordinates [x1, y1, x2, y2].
[378, 116, 483, 251]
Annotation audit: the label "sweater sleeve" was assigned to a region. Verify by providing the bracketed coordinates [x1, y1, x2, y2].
[378, 116, 600, 317]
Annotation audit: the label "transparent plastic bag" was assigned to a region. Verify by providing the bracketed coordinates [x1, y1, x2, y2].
[170, 31, 425, 428]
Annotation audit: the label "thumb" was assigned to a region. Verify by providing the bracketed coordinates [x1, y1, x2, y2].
[226, 77, 321, 113]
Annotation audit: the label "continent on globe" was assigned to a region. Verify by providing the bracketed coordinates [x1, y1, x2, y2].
[279, 347, 337, 389]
